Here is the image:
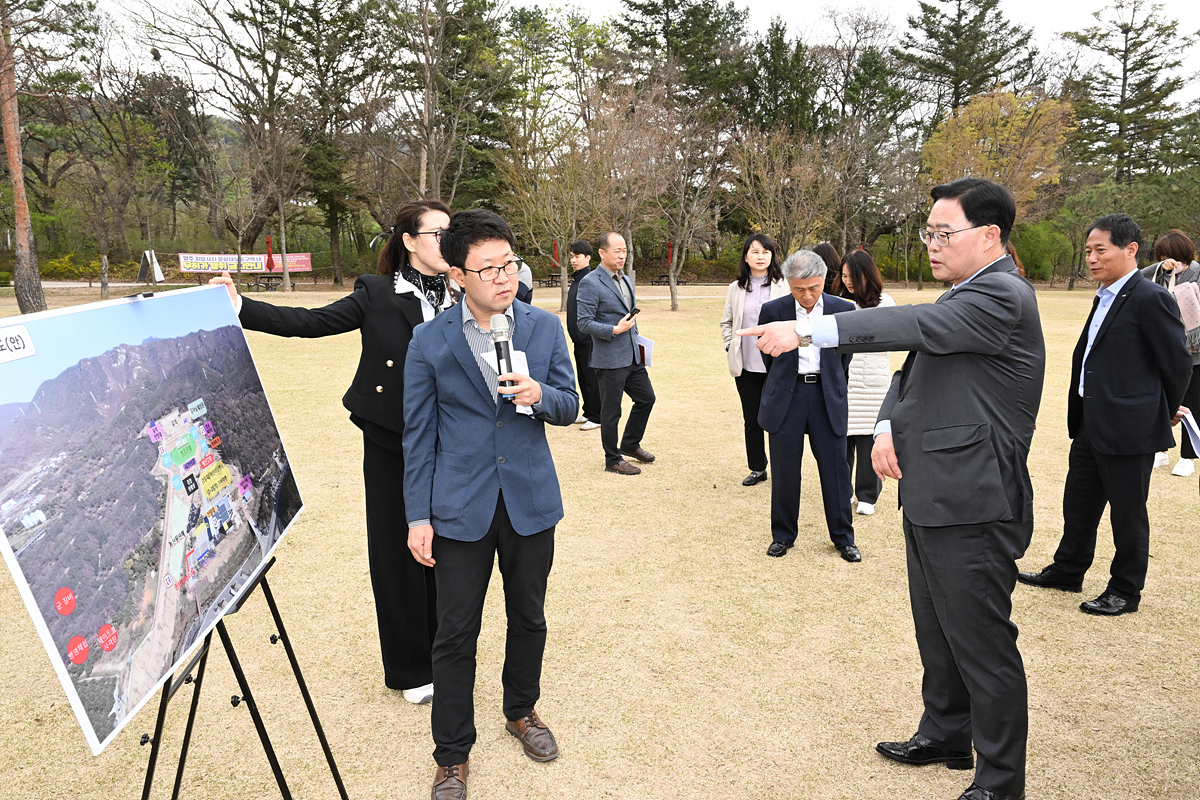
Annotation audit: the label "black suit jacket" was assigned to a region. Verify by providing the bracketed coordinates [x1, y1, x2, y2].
[238, 273, 426, 452]
[757, 293, 855, 435]
[566, 266, 593, 344]
[1068, 268, 1192, 455]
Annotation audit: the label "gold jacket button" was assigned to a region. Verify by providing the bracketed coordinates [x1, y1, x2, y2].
[375, 385, 383, 393]
[386, 360, 394, 367]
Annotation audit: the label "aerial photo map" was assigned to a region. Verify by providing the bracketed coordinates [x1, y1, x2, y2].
[0, 286, 303, 754]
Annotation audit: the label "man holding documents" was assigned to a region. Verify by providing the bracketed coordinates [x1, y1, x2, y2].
[576, 231, 657, 475]
[404, 209, 578, 799]
[1018, 213, 1192, 617]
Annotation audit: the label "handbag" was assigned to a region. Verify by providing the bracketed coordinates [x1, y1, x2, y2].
[1167, 270, 1200, 354]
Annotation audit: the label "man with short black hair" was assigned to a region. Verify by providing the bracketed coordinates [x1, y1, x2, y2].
[741, 177, 1044, 800]
[1019, 213, 1191, 616]
[566, 240, 602, 430]
[576, 231, 657, 474]
[404, 209, 578, 799]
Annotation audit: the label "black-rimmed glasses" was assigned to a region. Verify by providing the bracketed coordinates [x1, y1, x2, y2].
[461, 259, 520, 281]
[413, 229, 445, 241]
[918, 225, 986, 246]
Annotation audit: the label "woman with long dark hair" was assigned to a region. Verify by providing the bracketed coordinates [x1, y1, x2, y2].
[839, 249, 894, 515]
[813, 242, 842, 294]
[720, 233, 789, 485]
[213, 199, 453, 704]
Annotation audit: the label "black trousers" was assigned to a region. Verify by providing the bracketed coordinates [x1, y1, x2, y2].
[905, 515, 1030, 797]
[1181, 364, 1200, 459]
[734, 371, 769, 472]
[767, 379, 854, 547]
[845, 434, 882, 505]
[363, 434, 437, 690]
[596, 363, 656, 465]
[430, 492, 555, 766]
[1053, 417, 1154, 600]
[572, 339, 602, 423]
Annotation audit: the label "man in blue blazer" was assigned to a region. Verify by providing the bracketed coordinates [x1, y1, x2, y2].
[757, 249, 860, 562]
[575, 232, 657, 474]
[404, 210, 578, 800]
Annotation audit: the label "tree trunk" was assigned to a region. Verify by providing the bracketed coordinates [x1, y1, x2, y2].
[623, 222, 635, 285]
[279, 204, 292, 292]
[100, 254, 109, 300]
[240, 195, 281, 252]
[351, 209, 369, 255]
[1, 34, 46, 314]
[235, 240, 243, 294]
[329, 211, 343, 288]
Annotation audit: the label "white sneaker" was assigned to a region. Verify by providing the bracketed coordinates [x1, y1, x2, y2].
[574, 416, 586, 424]
[1153, 452, 1169, 468]
[1171, 459, 1195, 477]
[580, 420, 601, 431]
[402, 683, 434, 704]
[856, 502, 875, 516]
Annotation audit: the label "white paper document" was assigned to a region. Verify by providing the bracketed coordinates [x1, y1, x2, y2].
[636, 335, 654, 367]
[481, 348, 534, 415]
[1182, 411, 1200, 457]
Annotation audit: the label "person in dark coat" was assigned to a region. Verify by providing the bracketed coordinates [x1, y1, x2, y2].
[212, 199, 454, 704]
[566, 240, 601, 430]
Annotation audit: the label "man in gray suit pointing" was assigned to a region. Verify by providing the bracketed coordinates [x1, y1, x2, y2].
[740, 178, 1044, 800]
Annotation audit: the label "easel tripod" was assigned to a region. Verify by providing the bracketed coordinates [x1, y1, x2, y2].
[138, 558, 348, 800]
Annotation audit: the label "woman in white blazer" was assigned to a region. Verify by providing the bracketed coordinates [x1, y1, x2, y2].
[839, 249, 895, 515]
[720, 234, 790, 485]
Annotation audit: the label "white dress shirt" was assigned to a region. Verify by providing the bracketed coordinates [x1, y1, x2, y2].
[795, 295, 824, 374]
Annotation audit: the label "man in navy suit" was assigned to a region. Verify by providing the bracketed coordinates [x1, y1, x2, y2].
[757, 249, 860, 562]
[404, 210, 578, 800]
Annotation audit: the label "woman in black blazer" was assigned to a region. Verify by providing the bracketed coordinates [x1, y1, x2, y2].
[213, 199, 453, 703]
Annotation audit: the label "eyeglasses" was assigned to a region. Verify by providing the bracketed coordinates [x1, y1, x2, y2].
[918, 225, 986, 246]
[413, 229, 445, 241]
[461, 259, 520, 281]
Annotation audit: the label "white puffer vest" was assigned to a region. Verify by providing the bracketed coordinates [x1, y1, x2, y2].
[846, 293, 895, 436]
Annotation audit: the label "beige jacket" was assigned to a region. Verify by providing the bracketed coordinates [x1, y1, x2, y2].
[846, 293, 896, 436]
[719, 277, 790, 377]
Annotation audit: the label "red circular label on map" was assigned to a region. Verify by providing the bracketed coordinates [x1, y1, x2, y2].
[67, 636, 89, 665]
[98, 625, 118, 652]
[54, 587, 76, 615]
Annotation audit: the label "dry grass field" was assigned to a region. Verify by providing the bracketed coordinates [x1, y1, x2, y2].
[1, 283, 1198, 799]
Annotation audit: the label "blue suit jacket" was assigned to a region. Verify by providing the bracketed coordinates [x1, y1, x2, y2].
[402, 300, 579, 541]
[757, 293, 855, 436]
[575, 266, 641, 368]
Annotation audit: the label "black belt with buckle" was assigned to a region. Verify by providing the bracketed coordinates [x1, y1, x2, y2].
[798, 373, 820, 384]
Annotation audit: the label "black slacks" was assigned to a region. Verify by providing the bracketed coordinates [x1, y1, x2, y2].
[767, 379, 854, 547]
[572, 339, 602, 423]
[596, 362, 656, 465]
[362, 433, 437, 690]
[430, 492, 555, 766]
[845, 434, 882, 504]
[905, 515, 1030, 798]
[734, 371, 769, 472]
[1053, 416, 1154, 600]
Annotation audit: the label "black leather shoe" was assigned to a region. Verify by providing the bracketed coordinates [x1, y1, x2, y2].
[605, 460, 641, 475]
[766, 541, 793, 557]
[957, 781, 1024, 800]
[837, 544, 861, 562]
[620, 446, 656, 463]
[1017, 565, 1082, 592]
[1080, 591, 1139, 616]
[742, 470, 767, 486]
[875, 732, 973, 769]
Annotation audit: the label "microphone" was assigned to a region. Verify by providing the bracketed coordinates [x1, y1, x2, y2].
[490, 314, 516, 402]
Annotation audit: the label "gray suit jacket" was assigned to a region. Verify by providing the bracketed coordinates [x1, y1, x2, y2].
[576, 266, 641, 369]
[834, 256, 1045, 528]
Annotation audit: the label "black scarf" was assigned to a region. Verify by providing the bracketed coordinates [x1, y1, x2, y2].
[399, 264, 448, 314]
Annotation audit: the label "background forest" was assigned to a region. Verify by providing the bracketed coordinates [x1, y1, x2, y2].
[1, 0, 1198, 312]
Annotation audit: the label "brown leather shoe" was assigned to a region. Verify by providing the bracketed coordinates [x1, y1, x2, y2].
[620, 445, 656, 463]
[605, 459, 641, 475]
[431, 762, 468, 800]
[505, 710, 559, 761]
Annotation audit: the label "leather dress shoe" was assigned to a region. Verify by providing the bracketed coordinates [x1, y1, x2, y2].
[431, 761, 468, 800]
[1016, 565, 1082, 592]
[1080, 590, 1139, 616]
[606, 459, 641, 475]
[742, 469, 767, 486]
[958, 781, 1024, 800]
[766, 541, 793, 557]
[837, 544, 861, 563]
[505, 709, 559, 762]
[876, 732, 973, 770]
[621, 445, 656, 463]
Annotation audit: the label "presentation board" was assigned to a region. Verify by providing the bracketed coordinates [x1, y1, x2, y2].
[0, 286, 303, 754]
